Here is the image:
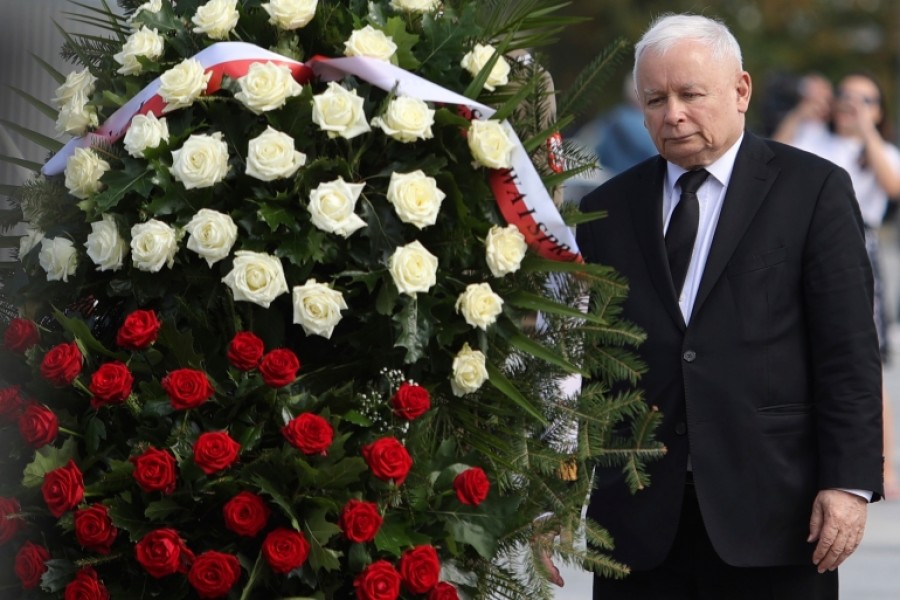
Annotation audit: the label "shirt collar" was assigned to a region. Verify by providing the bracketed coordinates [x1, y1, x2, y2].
[665, 133, 744, 195]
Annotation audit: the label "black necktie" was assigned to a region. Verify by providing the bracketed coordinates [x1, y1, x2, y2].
[666, 169, 709, 295]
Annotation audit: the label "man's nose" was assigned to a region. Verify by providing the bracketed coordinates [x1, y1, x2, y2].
[663, 98, 685, 124]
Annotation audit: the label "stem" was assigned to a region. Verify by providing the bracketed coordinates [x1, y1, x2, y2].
[59, 427, 83, 438]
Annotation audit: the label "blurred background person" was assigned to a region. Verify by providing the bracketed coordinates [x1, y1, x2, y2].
[771, 72, 834, 150]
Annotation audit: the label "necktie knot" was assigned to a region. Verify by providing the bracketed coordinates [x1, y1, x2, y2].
[677, 169, 710, 196]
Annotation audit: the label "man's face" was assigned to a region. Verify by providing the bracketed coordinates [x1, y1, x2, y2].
[636, 40, 751, 169]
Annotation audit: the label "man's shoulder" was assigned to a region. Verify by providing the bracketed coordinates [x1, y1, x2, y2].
[580, 155, 661, 211]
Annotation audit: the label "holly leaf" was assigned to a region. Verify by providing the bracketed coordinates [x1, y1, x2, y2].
[448, 519, 496, 559]
[22, 438, 78, 487]
[40, 559, 78, 593]
[383, 17, 421, 71]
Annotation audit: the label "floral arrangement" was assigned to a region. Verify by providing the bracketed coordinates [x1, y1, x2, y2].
[0, 0, 659, 598]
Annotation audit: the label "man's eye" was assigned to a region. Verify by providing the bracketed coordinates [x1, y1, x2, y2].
[647, 97, 664, 106]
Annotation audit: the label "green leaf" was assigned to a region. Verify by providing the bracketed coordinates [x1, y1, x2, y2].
[507, 332, 587, 376]
[252, 474, 301, 530]
[144, 498, 185, 522]
[485, 361, 546, 423]
[504, 290, 604, 324]
[84, 415, 107, 454]
[563, 209, 607, 226]
[348, 543, 371, 572]
[83, 459, 134, 496]
[314, 457, 368, 489]
[382, 17, 421, 71]
[258, 204, 296, 232]
[374, 519, 414, 557]
[40, 559, 78, 593]
[31, 52, 66, 84]
[448, 519, 496, 559]
[7, 87, 59, 121]
[394, 296, 432, 364]
[22, 438, 78, 487]
[92, 164, 154, 214]
[108, 496, 155, 541]
[53, 308, 120, 359]
[0, 119, 63, 152]
[304, 508, 343, 572]
[0, 154, 43, 173]
[158, 320, 205, 369]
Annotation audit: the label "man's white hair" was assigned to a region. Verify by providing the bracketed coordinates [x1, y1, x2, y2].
[633, 13, 743, 84]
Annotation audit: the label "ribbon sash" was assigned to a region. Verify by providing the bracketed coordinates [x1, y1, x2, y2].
[43, 42, 580, 262]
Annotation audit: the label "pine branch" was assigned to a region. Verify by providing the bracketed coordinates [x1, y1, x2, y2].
[557, 37, 630, 122]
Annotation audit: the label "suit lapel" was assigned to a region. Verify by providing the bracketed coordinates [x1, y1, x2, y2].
[691, 133, 778, 319]
[630, 157, 687, 329]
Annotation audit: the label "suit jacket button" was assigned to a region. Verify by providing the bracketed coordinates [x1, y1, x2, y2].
[682, 350, 696, 362]
[675, 422, 687, 435]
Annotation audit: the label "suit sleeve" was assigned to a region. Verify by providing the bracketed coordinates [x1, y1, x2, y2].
[802, 166, 884, 499]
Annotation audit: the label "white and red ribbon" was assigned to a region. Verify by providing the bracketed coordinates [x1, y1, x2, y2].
[43, 42, 580, 262]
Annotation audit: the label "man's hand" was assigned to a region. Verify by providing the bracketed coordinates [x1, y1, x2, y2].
[807, 489, 868, 573]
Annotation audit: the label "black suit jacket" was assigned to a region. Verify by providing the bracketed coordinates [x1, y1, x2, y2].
[577, 132, 884, 570]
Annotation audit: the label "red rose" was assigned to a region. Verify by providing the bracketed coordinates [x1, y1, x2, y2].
[282, 413, 333, 455]
[40, 341, 83, 387]
[3, 317, 39, 353]
[74, 504, 118, 555]
[135, 528, 193, 578]
[187, 550, 241, 599]
[193, 432, 241, 475]
[391, 382, 431, 420]
[428, 582, 460, 600]
[0, 386, 25, 423]
[0, 497, 24, 544]
[222, 491, 270, 537]
[452, 467, 490, 506]
[14, 541, 50, 590]
[227, 331, 264, 371]
[354, 560, 401, 600]
[362, 437, 413, 486]
[18, 403, 59, 448]
[64, 567, 109, 600]
[399, 544, 440, 594]
[131, 447, 177, 494]
[262, 528, 310, 574]
[88, 361, 134, 409]
[116, 309, 160, 350]
[339, 499, 383, 543]
[162, 368, 214, 410]
[259, 348, 300, 387]
[41, 460, 84, 518]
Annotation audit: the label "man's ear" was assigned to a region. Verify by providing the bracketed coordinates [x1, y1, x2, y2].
[737, 71, 752, 114]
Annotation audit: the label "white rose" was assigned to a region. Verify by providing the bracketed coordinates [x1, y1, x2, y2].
[114, 26, 165, 75]
[455, 282, 504, 330]
[371, 96, 434, 143]
[234, 61, 303, 115]
[292, 279, 347, 339]
[307, 177, 367, 237]
[311, 82, 370, 140]
[460, 43, 511, 92]
[246, 126, 306, 181]
[388, 240, 438, 296]
[128, 0, 162, 23]
[184, 208, 238, 267]
[39, 238, 78, 282]
[390, 0, 440, 13]
[467, 119, 516, 169]
[222, 250, 289, 308]
[262, 0, 318, 30]
[55, 99, 98, 136]
[485, 224, 527, 277]
[85, 215, 128, 271]
[18, 226, 44, 258]
[53, 69, 96, 108]
[451, 342, 488, 396]
[386, 170, 445, 229]
[344, 26, 397, 62]
[171, 132, 230, 189]
[64, 148, 110, 200]
[159, 58, 211, 112]
[123, 113, 169, 158]
[192, 0, 239, 39]
[131, 219, 179, 272]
